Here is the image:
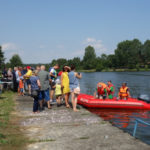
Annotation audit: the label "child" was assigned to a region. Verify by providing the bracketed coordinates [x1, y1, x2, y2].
[19, 77, 24, 96]
[54, 79, 62, 107]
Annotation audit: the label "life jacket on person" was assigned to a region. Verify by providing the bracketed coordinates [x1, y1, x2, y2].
[97, 82, 107, 95]
[119, 86, 128, 97]
[107, 84, 115, 95]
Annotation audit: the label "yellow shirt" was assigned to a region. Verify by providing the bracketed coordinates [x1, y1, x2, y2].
[25, 70, 32, 79]
[55, 84, 62, 96]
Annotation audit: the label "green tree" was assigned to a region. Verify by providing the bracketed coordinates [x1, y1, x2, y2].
[0, 46, 5, 69]
[95, 57, 104, 71]
[141, 40, 150, 64]
[71, 57, 81, 70]
[50, 59, 57, 66]
[107, 54, 117, 68]
[115, 39, 142, 68]
[83, 45, 96, 69]
[9, 54, 23, 68]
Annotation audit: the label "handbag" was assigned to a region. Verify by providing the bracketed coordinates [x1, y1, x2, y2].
[31, 90, 39, 98]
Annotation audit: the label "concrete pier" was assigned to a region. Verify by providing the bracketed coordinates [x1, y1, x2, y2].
[16, 96, 150, 150]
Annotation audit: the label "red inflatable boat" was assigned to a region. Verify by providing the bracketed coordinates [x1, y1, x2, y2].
[77, 94, 150, 109]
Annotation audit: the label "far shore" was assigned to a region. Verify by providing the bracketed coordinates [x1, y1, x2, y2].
[78, 68, 150, 73]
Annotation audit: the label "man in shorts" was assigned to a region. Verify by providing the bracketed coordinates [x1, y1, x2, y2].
[49, 64, 59, 103]
[38, 65, 51, 109]
[24, 66, 32, 95]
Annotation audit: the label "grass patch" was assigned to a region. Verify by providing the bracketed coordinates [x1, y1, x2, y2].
[29, 138, 56, 143]
[0, 91, 28, 150]
[78, 69, 96, 72]
[79, 136, 89, 140]
[100, 121, 107, 124]
[81, 113, 89, 115]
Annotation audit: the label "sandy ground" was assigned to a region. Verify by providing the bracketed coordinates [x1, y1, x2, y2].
[16, 95, 150, 150]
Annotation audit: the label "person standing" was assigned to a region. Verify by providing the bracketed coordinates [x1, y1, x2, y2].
[7, 68, 13, 81]
[24, 66, 32, 95]
[68, 65, 82, 112]
[12, 67, 17, 92]
[16, 67, 22, 94]
[7, 68, 13, 89]
[38, 65, 51, 109]
[19, 77, 24, 96]
[54, 79, 62, 107]
[30, 70, 41, 113]
[2, 68, 8, 79]
[61, 66, 70, 108]
[21, 67, 27, 75]
[49, 64, 59, 102]
[36, 65, 41, 73]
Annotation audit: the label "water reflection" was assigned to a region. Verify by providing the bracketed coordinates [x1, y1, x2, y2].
[88, 108, 150, 145]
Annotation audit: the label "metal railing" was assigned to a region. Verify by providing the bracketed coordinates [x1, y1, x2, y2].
[133, 119, 150, 137]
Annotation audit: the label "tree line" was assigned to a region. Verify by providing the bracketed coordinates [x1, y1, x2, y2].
[1, 38, 150, 71]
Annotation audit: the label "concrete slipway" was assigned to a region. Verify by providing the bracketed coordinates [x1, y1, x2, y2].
[16, 96, 150, 150]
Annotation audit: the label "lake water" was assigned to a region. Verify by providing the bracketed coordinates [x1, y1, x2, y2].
[79, 72, 150, 145]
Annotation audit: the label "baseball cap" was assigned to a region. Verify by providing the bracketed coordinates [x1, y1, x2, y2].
[26, 66, 31, 69]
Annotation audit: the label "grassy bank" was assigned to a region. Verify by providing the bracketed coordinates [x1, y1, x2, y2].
[0, 91, 27, 150]
[78, 69, 96, 72]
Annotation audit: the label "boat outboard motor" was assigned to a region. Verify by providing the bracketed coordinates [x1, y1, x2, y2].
[138, 94, 150, 103]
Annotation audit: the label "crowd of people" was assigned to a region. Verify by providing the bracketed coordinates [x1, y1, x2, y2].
[1, 66, 131, 113]
[1, 64, 82, 113]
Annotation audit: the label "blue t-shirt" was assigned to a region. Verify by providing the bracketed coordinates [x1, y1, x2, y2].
[30, 76, 39, 90]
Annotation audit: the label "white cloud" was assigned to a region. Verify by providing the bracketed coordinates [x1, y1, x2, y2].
[1, 42, 25, 62]
[83, 37, 107, 55]
[2, 43, 18, 51]
[86, 37, 96, 43]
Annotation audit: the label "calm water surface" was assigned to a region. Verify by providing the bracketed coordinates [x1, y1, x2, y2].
[79, 72, 150, 145]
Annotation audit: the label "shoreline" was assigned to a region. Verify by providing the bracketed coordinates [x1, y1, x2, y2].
[78, 68, 150, 73]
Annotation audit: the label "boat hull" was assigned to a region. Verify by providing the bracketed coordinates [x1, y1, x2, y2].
[77, 94, 150, 109]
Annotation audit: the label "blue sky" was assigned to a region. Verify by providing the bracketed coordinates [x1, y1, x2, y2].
[0, 0, 150, 63]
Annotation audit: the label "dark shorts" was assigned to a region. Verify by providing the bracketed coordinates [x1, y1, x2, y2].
[39, 89, 50, 101]
[50, 81, 56, 90]
[20, 88, 23, 93]
[26, 79, 31, 85]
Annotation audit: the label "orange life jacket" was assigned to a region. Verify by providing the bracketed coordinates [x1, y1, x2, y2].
[119, 86, 128, 97]
[107, 84, 115, 95]
[97, 82, 107, 95]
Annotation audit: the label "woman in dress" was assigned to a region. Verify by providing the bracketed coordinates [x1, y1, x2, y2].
[61, 66, 70, 108]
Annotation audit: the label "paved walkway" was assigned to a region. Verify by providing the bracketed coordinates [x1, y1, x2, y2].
[16, 96, 150, 150]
